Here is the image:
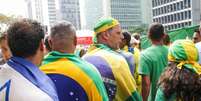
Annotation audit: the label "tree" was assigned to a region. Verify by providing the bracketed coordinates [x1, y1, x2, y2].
[128, 24, 149, 35]
[0, 13, 15, 33]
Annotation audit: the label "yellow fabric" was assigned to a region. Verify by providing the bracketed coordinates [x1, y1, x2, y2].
[133, 47, 141, 93]
[168, 40, 201, 75]
[86, 47, 137, 100]
[99, 51, 136, 100]
[123, 46, 142, 93]
[41, 58, 103, 101]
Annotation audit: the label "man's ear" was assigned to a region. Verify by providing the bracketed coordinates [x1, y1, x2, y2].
[48, 38, 53, 49]
[39, 39, 44, 51]
[74, 36, 77, 46]
[102, 31, 110, 40]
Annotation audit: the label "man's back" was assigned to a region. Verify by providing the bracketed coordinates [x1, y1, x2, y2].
[139, 45, 168, 101]
[83, 44, 142, 101]
[41, 51, 108, 101]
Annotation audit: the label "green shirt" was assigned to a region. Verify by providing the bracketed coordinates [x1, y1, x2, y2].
[155, 87, 176, 101]
[139, 45, 168, 101]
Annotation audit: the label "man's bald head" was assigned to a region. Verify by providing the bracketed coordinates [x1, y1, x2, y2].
[50, 21, 77, 53]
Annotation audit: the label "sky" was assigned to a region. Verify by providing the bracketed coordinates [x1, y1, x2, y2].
[0, 0, 27, 17]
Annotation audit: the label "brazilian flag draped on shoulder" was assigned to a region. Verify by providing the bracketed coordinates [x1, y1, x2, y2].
[83, 44, 142, 101]
[40, 51, 108, 101]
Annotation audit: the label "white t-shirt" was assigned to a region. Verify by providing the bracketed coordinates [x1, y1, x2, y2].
[195, 41, 201, 64]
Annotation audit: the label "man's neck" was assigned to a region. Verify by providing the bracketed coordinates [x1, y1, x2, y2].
[151, 40, 164, 46]
[53, 48, 75, 54]
[25, 56, 39, 66]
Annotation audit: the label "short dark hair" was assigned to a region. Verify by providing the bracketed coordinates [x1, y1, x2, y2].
[122, 31, 131, 46]
[7, 19, 45, 57]
[44, 35, 51, 51]
[163, 34, 170, 46]
[148, 23, 164, 41]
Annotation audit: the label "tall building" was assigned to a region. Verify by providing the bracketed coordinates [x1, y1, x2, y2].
[25, 0, 44, 24]
[141, 0, 153, 25]
[152, 0, 201, 31]
[58, 0, 81, 29]
[25, 0, 57, 31]
[81, 0, 104, 30]
[47, 0, 57, 26]
[110, 0, 142, 30]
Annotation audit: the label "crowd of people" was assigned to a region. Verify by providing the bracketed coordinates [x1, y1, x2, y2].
[0, 17, 201, 101]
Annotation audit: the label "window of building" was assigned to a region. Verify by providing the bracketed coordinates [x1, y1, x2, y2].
[173, 3, 176, 11]
[181, 12, 184, 20]
[175, 24, 177, 29]
[188, 10, 191, 19]
[174, 14, 177, 21]
[188, 0, 191, 7]
[185, 11, 188, 19]
[181, 23, 184, 27]
[177, 13, 180, 21]
[171, 14, 173, 22]
[178, 23, 181, 28]
[189, 21, 191, 26]
[177, 2, 180, 10]
[181, 1, 184, 9]
[168, 15, 170, 22]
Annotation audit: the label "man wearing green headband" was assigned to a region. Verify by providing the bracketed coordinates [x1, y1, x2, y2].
[138, 23, 168, 101]
[83, 17, 142, 101]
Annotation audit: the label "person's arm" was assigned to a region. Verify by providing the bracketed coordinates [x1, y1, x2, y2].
[141, 75, 150, 101]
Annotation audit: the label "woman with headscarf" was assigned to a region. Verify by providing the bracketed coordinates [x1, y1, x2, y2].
[155, 40, 201, 101]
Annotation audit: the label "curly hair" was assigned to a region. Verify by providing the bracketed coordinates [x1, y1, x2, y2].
[158, 62, 201, 101]
[7, 19, 44, 58]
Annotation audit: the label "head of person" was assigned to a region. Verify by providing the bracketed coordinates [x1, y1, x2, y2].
[7, 19, 45, 65]
[158, 40, 201, 100]
[49, 21, 76, 53]
[0, 32, 12, 61]
[193, 29, 201, 43]
[131, 33, 140, 49]
[148, 23, 165, 43]
[119, 31, 131, 49]
[94, 17, 123, 50]
[44, 35, 51, 55]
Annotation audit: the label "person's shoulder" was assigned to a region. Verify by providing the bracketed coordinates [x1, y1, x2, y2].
[195, 42, 201, 48]
[0, 63, 14, 74]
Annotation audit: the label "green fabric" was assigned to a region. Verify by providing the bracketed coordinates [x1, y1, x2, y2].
[126, 91, 142, 101]
[140, 35, 152, 50]
[138, 45, 168, 101]
[155, 87, 176, 101]
[42, 51, 108, 101]
[94, 18, 116, 32]
[140, 25, 199, 50]
[168, 40, 201, 74]
[168, 40, 188, 61]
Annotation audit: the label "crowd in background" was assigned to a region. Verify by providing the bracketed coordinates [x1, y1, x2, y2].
[0, 17, 201, 101]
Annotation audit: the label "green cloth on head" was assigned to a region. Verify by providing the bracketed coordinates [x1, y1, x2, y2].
[93, 17, 119, 43]
[168, 40, 201, 74]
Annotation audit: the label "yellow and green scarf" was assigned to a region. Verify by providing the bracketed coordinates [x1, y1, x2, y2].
[168, 40, 201, 75]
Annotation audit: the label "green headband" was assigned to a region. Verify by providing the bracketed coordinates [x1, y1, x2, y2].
[93, 17, 119, 43]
